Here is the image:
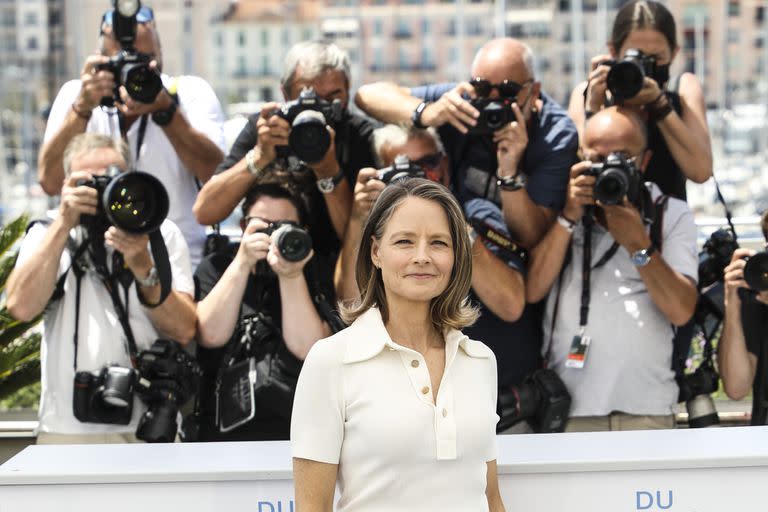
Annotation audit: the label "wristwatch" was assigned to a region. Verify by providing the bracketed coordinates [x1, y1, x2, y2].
[151, 99, 177, 126]
[497, 173, 526, 192]
[411, 101, 430, 129]
[246, 149, 265, 177]
[630, 244, 656, 267]
[135, 266, 160, 288]
[317, 168, 345, 194]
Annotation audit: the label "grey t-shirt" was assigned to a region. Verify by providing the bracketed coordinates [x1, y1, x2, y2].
[543, 183, 698, 417]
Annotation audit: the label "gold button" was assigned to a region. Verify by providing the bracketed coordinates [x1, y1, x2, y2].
[411, 359, 419, 368]
[421, 386, 430, 395]
[442, 408, 448, 418]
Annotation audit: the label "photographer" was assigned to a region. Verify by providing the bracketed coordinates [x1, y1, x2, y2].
[194, 181, 336, 441]
[528, 107, 697, 431]
[355, 37, 578, 249]
[568, 0, 712, 201]
[38, 3, 226, 267]
[718, 211, 768, 425]
[6, 133, 196, 444]
[194, 41, 378, 265]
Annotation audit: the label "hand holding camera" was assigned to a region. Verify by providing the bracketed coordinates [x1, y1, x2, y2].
[352, 167, 385, 221]
[237, 218, 313, 276]
[420, 82, 479, 134]
[115, 59, 170, 117]
[104, 226, 152, 277]
[494, 102, 528, 177]
[563, 161, 596, 221]
[584, 54, 613, 113]
[255, 102, 290, 166]
[78, 55, 117, 112]
[724, 248, 768, 306]
[236, 218, 272, 269]
[59, 170, 99, 228]
[274, 87, 343, 165]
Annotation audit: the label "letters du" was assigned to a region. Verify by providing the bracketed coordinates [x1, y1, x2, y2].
[636, 490, 673, 510]
[257, 501, 295, 512]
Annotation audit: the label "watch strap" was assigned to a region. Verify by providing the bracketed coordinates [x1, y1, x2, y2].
[411, 101, 430, 129]
[497, 173, 526, 191]
[151, 97, 177, 126]
[135, 266, 159, 288]
[317, 168, 345, 193]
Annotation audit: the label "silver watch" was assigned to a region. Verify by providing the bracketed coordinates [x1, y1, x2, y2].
[317, 168, 345, 194]
[135, 266, 159, 287]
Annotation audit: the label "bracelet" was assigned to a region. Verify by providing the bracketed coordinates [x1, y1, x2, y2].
[556, 214, 575, 234]
[647, 93, 673, 123]
[245, 149, 264, 177]
[71, 103, 92, 121]
[497, 173, 526, 192]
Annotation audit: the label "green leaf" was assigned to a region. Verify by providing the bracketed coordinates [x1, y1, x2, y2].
[0, 252, 19, 294]
[0, 319, 42, 351]
[0, 333, 41, 376]
[0, 359, 41, 401]
[0, 214, 29, 260]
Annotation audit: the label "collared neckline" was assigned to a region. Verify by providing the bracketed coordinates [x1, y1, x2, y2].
[343, 307, 491, 364]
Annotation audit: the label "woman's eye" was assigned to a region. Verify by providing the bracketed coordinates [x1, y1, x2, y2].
[395, 239, 412, 245]
[432, 240, 449, 247]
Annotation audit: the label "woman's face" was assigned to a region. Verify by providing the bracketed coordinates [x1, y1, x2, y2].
[615, 28, 676, 65]
[371, 196, 454, 308]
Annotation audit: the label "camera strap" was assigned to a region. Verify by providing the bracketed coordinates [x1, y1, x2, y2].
[469, 218, 528, 264]
[118, 112, 149, 165]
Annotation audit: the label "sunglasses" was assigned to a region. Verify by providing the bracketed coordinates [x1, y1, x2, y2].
[101, 5, 155, 31]
[470, 78, 533, 99]
[412, 152, 444, 170]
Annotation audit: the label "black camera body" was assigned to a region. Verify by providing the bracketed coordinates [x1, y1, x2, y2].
[77, 165, 169, 235]
[583, 152, 642, 206]
[467, 98, 515, 135]
[73, 365, 136, 425]
[376, 155, 426, 184]
[276, 88, 343, 164]
[677, 362, 720, 428]
[497, 369, 571, 433]
[259, 221, 312, 263]
[135, 339, 202, 443]
[605, 48, 657, 101]
[97, 0, 163, 107]
[698, 228, 739, 289]
[743, 252, 768, 292]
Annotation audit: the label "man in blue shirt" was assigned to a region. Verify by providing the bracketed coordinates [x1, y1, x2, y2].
[355, 38, 578, 430]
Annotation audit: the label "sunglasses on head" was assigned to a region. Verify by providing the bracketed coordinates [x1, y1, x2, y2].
[470, 78, 532, 99]
[100, 5, 155, 32]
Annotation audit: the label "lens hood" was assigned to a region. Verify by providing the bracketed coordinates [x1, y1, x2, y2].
[102, 171, 169, 234]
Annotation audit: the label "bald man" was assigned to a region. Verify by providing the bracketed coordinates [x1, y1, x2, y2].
[528, 106, 698, 432]
[355, 40, 578, 415]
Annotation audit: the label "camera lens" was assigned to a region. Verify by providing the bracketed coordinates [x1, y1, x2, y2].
[274, 225, 312, 262]
[482, 102, 506, 130]
[122, 62, 163, 104]
[744, 252, 768, 291]
[686, 394, 721, 428]
[289, 110, 330, 163]
[594, 168, 628, 205]
[136, 399, 179, 443]
[607, 60, 645, 100]
[101, 366, 136, 408]
[103, 171, 169, 234]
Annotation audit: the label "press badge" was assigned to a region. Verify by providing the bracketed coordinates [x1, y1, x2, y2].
[566, 329, 591, 369]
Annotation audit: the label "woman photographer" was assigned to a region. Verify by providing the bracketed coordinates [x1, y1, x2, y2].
[568, 0, 712, 201]
[291, 178, 505, 511]
[193, 180, 335, 442]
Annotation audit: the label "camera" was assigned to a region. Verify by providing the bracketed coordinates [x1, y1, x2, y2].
[584, 152, 642, 206]
[605, 48, 657, 101]
[467, 98, 515, 135]
[259, 221, 312, 262]
[73, 365, 136, 425]
[497, 369, 571, 433]
[376, 155, 426, 184]
[698, 228, 739, 289]
[276, 87, 343, 164]
[743, 251, 768, 292]
[677, 361, 720, 428]
[135, 339, 202, 443]
[77, 165, 169, 235]
[96, 0, 163, 106]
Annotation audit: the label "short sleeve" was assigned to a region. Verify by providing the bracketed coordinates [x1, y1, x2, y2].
[43, 80, 84, 144]
[216, 114, 258, 174]
[291, 338, 345, 464]
[160, 220, 194, 296]
[176, 76, 226, 152]
[659, 200, 698, 283]
[524, 116, 578, 211]
[409, 83, 456, 102]
[485, 351, 500, 462]
[16, 221, 68, 278]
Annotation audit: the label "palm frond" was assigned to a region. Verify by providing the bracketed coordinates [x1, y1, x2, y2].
[0, 317, 41, 351]
[0, 213, 29, 260]
[0, 332, 41, 375]
[0, 253, 18, 294]
[0, 359, 41, 401]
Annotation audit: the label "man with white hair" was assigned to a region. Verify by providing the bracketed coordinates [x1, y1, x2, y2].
[355, 39, 578, 430]
[194, 40, 378, 271]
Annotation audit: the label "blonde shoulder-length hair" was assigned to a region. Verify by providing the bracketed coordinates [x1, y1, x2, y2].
[340, 178, 479, 330]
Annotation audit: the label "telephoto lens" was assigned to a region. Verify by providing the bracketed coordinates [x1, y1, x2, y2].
[677, 363, 721, 428]
[744, 252, 768, 292]
[289, 110, 331, 164]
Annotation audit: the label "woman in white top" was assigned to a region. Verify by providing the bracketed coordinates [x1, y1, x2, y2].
[291, 178, 505, 511]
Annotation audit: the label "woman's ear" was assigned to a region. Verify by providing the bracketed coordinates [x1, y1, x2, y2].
[370, 236, 381, 269]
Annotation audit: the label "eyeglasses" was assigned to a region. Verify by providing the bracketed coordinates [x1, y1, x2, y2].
[470, 78, 533, 99]
[100, 5, 155, 32]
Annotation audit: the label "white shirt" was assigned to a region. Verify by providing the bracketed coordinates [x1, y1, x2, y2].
[44, 74, 226, 268]
[291, 308, 499, 512]
[17, 215, 194, 435]
[542, 183, 698, 417]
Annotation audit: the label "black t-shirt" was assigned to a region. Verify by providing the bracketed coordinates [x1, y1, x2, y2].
[193, 249, 332, 441]
[218, 111, 378, 258]
[740, 298, 768, 425]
